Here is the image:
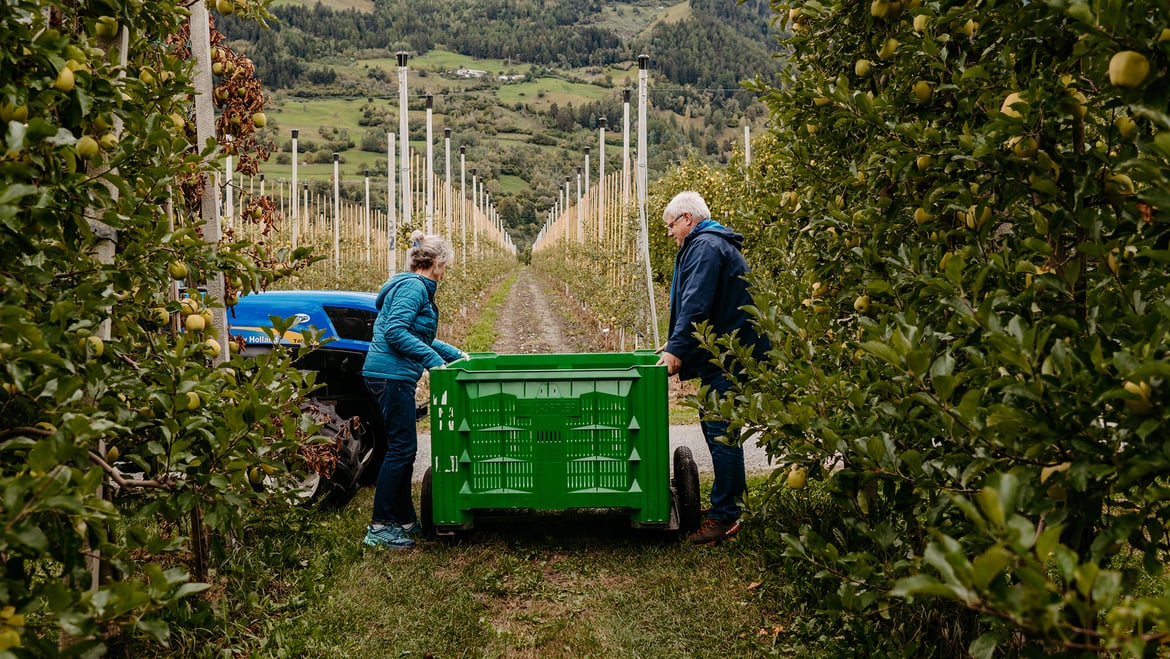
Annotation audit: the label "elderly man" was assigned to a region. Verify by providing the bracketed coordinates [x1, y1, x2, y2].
[657, 191, 767, 545]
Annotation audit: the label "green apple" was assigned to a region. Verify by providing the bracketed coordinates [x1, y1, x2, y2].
[185, 391, 201, 411]
[787, 466, 808, 489]
[1123, 380, 1153, 415]
[1104, 173, 1134, 197]
[53, 67, 76, 92]
[251, 112, 267, 128]
[855, 59, 873, 76]
[870, 0, 901, 19]
[84, 335, 104, 357]
[853, 295, 871, 313]
[95, 15, 119, 38]
[877, 38, 899, 61]
[76, 135, 100, 159]
[915, 154, 933, 170]
[216, 0, 235, 15]
[202, 338, 221, 357]
[168, 261, 189, 279]
[912, 80, 932, 103]
[99, 132, 118, 151]
[185, 313, 206, 332]
[1114, 115, 1137, 142]
[1108, 50, 1150, 88]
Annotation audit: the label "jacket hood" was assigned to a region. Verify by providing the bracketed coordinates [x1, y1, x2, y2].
[686, 219, 744, 250]
[375, 272, 435, 310]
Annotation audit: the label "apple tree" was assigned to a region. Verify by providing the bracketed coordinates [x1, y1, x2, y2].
[0, 0, 323, 654]
[673, 0, 1170, 654]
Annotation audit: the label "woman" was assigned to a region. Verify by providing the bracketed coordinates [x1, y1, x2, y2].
[361, 234, 465, 550]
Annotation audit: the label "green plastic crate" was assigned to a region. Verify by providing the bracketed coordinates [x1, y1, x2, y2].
[426, 351, 670, 531]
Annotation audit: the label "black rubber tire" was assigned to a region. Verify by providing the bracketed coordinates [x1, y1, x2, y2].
[302, 399, 370, 509]
[356, 416, 384, 486]
[420, 467, 434, 537]
[673, 446, 701, 534]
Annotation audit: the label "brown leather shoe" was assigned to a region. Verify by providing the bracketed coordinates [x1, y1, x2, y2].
[687, 518, 741, 545]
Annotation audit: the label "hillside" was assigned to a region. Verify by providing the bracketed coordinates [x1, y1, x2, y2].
[218, 0, 783, 246]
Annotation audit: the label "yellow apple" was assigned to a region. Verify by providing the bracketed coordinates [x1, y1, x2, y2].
[151, 307, 170, 325]
[216, 0, 235, 15]
[84, 335, 104, 357]
[1008, 135, 1038, 158]
[957, 18, 978, 37]
[180, 297, 199, 316]
[1108, 51, 1150, 89]
[914, 207, 932, 225]
[99, 133, 118, 151]
[76, 135, 99, 159]
[185, 391, 201, 411]
[251, 112, 267, 128]
[1063, 89, 1087, 118]
[853, 295, 871, 313]
[912, 80, 932, 103]
[787, 466, 808, 489]
[1104, 173, 1134, 197]
[1114, 115, 1137, 142]
[53, 67, 75, 92]
[185, 313, 206, 332]
[915, 154, 933, 170]
[964, 205, 992, 229]
[855, 59, 873, 76]
[168, 261, 189, 279]
[95, 15, 119, 38]
[870, 0, 901, 19]
[878, 38, 899, 61]
[202, 338, 222, 357]
[913, 14, 930, 33]
[1123, 380, 1153, 415]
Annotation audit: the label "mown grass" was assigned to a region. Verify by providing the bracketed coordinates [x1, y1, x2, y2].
[228, 473, 787, 658]
[460, 269, 517, 352]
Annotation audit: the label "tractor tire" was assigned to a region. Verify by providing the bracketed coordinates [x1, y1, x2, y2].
[299, 399, 373, 508]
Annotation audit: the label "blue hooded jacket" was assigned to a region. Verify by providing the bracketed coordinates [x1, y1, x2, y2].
[665, 220, 767, 382]
[361, 272, 464, 382]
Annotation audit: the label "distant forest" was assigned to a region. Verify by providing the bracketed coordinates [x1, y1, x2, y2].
[221, 0, 783, 109]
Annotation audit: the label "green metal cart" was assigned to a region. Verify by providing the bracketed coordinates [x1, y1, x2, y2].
[421, 351, 701, 535]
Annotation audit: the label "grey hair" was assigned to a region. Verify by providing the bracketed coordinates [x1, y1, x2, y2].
[662, 191, 711, 223]
[407, 234, 454, 272]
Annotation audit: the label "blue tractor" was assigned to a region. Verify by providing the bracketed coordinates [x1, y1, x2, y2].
[229, 290, 394, 507]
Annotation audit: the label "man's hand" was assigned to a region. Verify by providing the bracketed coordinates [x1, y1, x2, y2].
[656, 350, 681, 376]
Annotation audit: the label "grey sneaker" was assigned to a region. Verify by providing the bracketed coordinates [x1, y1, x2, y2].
[363, 524, 415, 550]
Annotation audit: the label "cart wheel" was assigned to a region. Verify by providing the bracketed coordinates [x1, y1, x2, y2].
[673, 446, 701, 533]
[420, 467, 434, 537]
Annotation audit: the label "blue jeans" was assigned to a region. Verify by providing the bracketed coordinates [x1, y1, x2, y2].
[700, 374, 745, 523]
[365, 377, 419, 526]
